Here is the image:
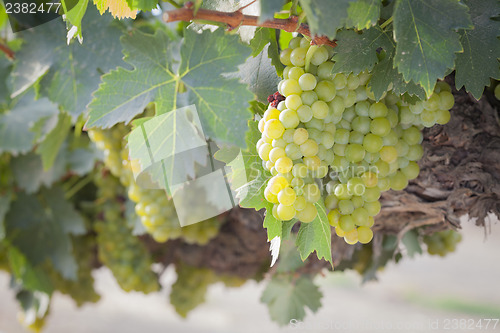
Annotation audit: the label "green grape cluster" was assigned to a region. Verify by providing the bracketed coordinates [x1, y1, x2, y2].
[170, 264, 217, 318]
[423, 229, 462, 256]
[170, 264, 248, 317]
[89, 127, 222, 245]
[257, 36, 455, 245]
[48, 236, 100, 306]
[94, 171, 159, 293]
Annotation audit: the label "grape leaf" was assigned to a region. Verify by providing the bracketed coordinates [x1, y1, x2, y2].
[66, 147, 100, 176]
[10, 6, 125, 119]
[296, 200, 332, 265]
[8, 247, 54, 294]
[249, 27, 271, 57]
[266, 28, 284, 77]
[215, 121, 270, 210]
[87, 28, 253, 148]
[126, 0, 157, 11]
[299, 0, 356, 39]
[369, 50, 426, 101]
[36, 112, 72, 170]
[331, 26, 394, 75]
[0, 92, 59, 155]
[347, 0, 382, 30]
[393, 0, 472, 96]
[226, 44, 281, 103]
[94, 0, 137, 19]
[259, 0, 284, 23]
[0, 2, 7, 29]
[5, 187, 86, 280]
[261, 276, 322, 326]
[455, 0, 500, 99]
[11, 152, 67, 194]
[62, 0, 90, 42]
[263, 203, 281, 241]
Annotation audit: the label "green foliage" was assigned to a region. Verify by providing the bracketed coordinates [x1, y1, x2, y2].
[300, 0, 355, 39]
[296, 201, 332, 265]
[402, 230, 422, 258]
[37, 112, 72, 170]
[228, 44, 281, 103]
[259, 0, 285, 23]
[331, 27, 393, 75]
[261, 275, 322, 326]
[88, 27, 253, 148]
[393, 0, 472, 96]
[10, 6, 124, 119]
[0, 93, 59, 155]
[62, 0, 90, 42]
[346, 0, 381, 30]
[5, 187, 86, 280]
[455, 0, 500, 99]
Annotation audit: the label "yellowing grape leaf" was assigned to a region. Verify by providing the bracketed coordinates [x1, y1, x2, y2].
[94, 0, 137, 19]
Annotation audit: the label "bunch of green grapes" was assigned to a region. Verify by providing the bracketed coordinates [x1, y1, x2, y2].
[169, 264, 217, 317]
[89, 126, 223, 245]
[170, 264, 248, 317]
[48, 236, 100, 306]
[423, 230, 462, 256]
[94, 171, 159, 293]
[257, 36, 455, 245]
[0, 247, 9, 272]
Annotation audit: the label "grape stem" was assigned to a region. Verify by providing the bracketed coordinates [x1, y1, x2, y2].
[163, 5, 337, 47]
[0, 42, 14, 60]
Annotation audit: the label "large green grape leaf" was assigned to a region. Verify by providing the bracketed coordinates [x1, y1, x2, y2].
[346, 0, 382, 30]
[226, 44, 281, 103]
[259, 0, 284, 23]
[393, 0, 472, 96]
[455, 0, 500, 99]
[88, 28, 253, 148]
[296, 201, 332, 265]
[10, 6, 124, 119]
[0, 92, 59, 155]
[249, 28, 271, 57]
[5, 187, 86, 280]
[331, 26, 394, 75]
[299, 0, 356, 39]
[261, 276, 322, 326]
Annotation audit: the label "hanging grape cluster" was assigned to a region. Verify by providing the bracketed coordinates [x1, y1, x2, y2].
[88, 126, 222, 245]
[257, 36, 455, 245]
[94, 170, 160, 293]
[423, 230, 462, 256]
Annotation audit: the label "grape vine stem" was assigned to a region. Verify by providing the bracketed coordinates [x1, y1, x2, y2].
[0, 43, 14, 60]
[163, 6, 337, 47]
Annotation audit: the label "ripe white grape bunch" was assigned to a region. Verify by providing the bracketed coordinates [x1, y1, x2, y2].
[257, 36, 455, 245]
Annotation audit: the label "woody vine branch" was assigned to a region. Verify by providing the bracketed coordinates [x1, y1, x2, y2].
[163, 6, 337, 47]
